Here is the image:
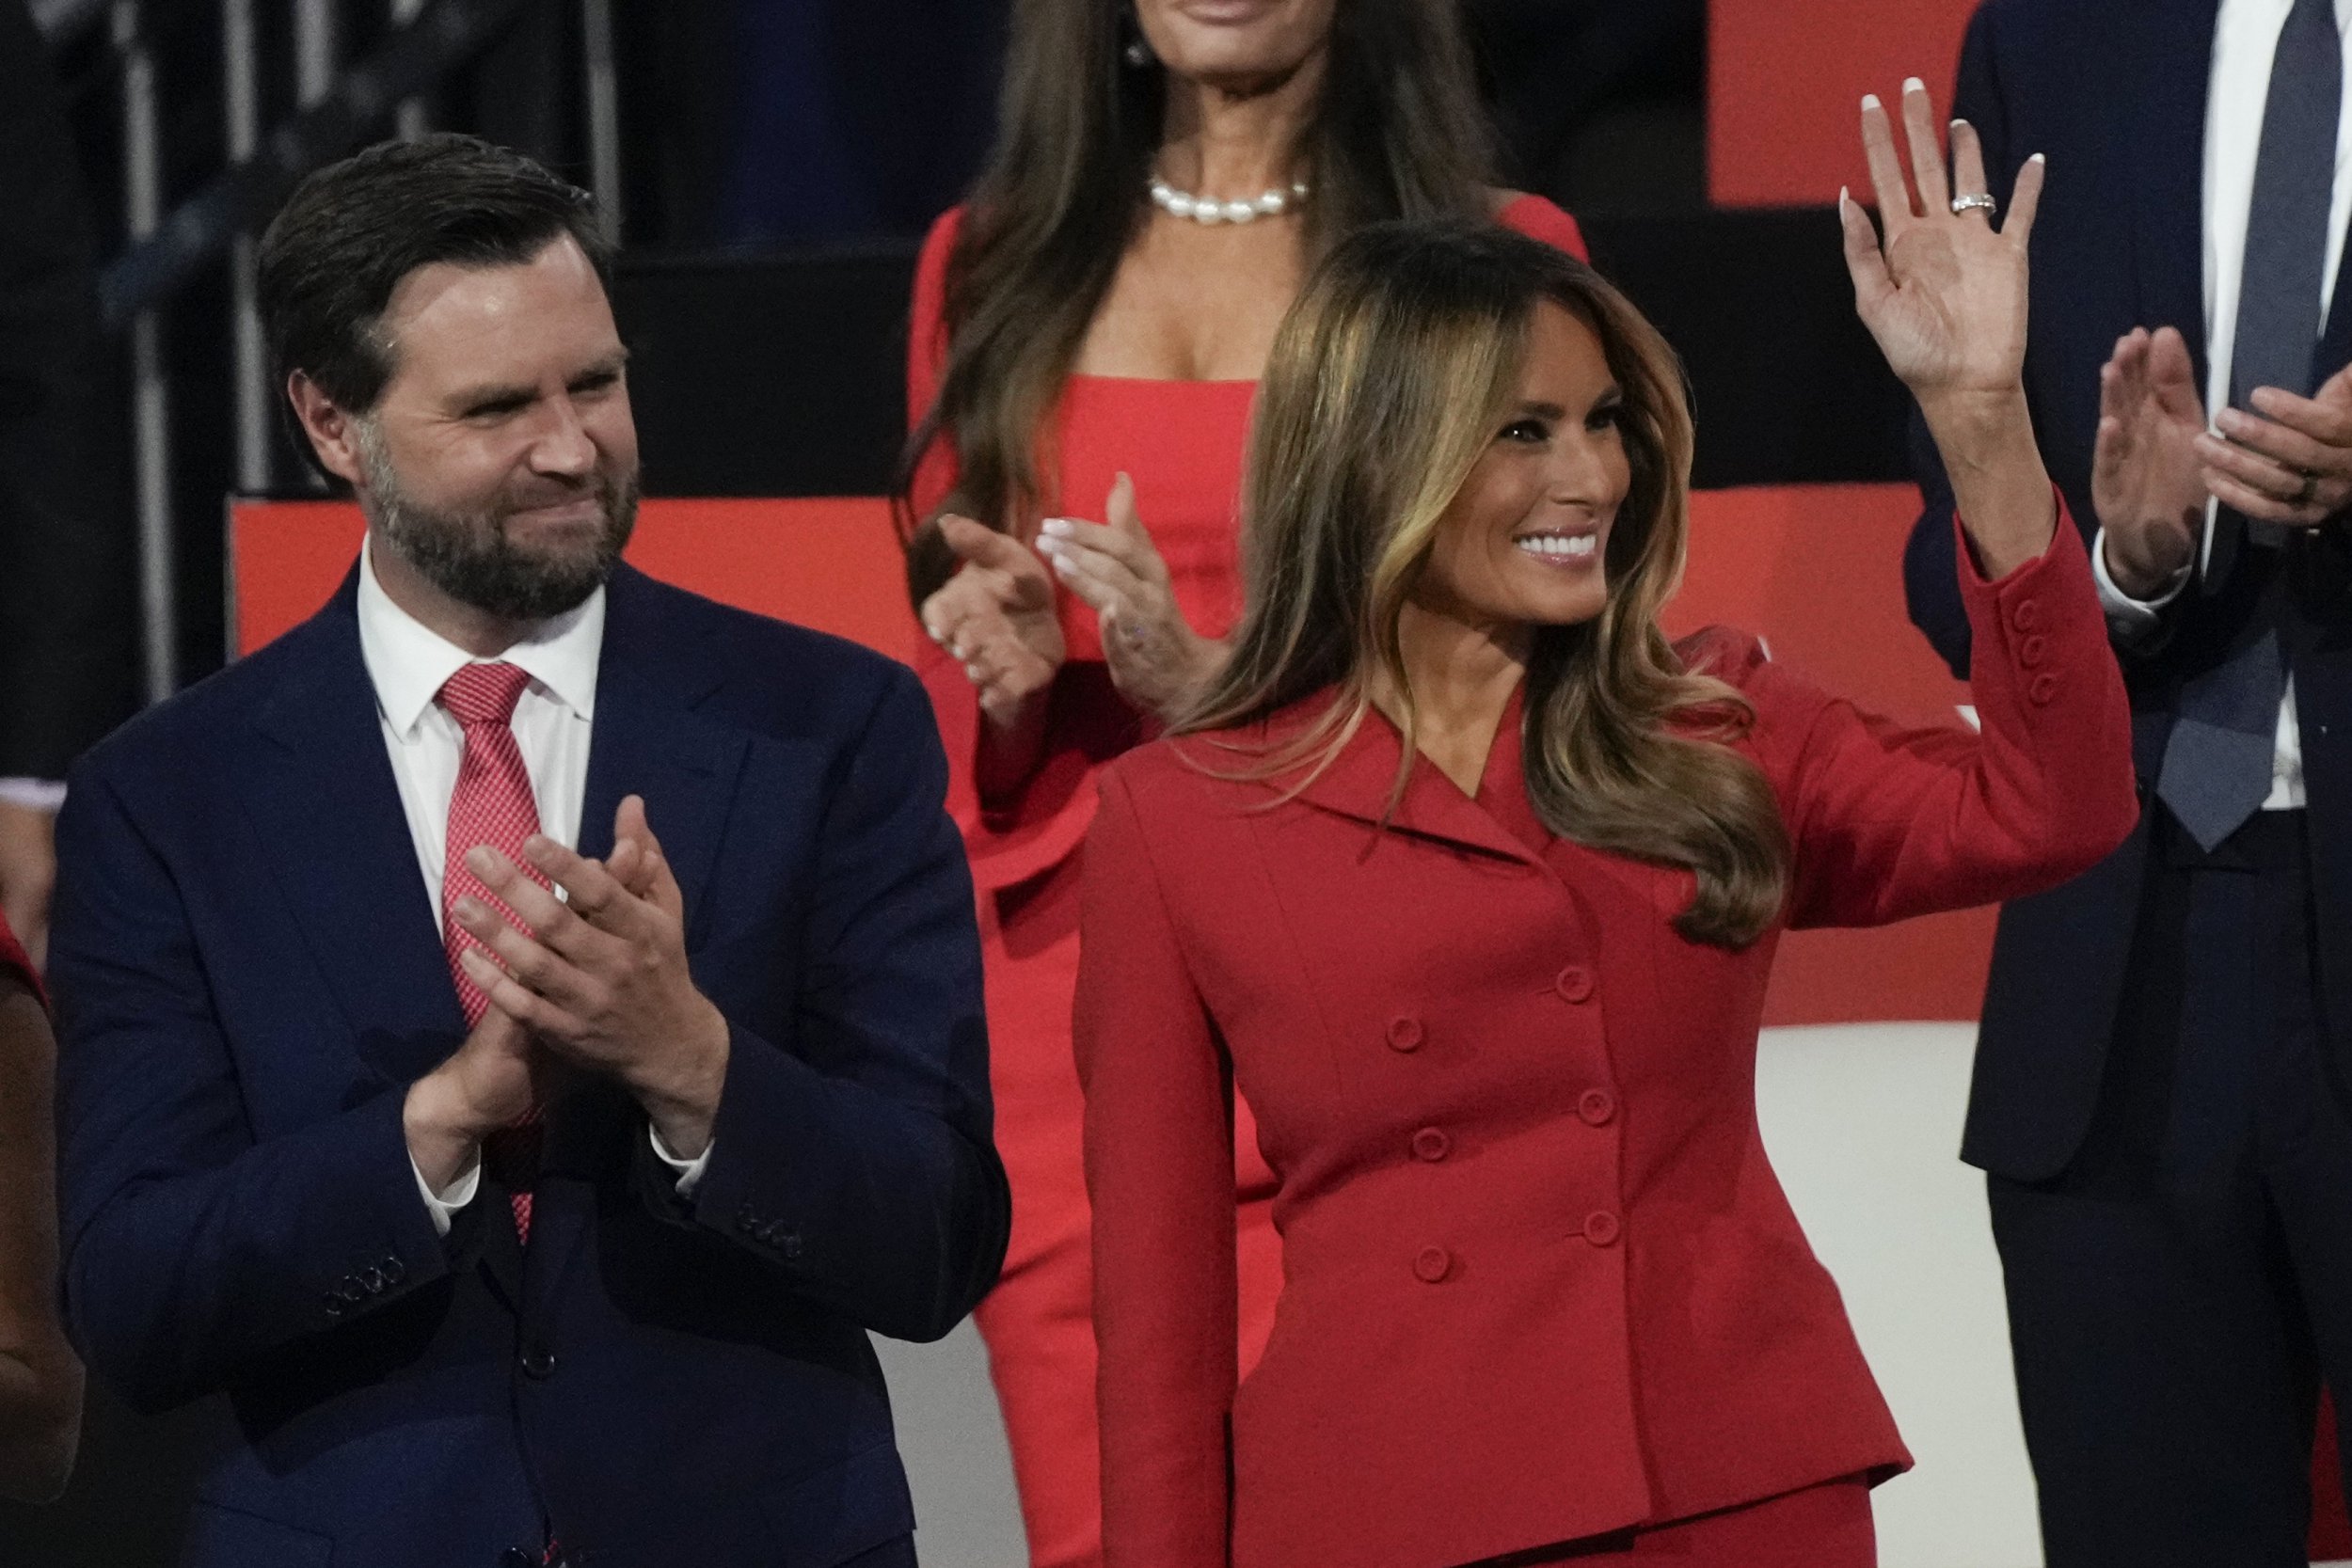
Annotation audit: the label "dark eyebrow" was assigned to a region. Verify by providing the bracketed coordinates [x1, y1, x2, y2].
[570, 350, 630, 383]
[1514, 401, 1568, 420]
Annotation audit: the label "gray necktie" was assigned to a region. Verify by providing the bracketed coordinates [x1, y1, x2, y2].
[2157, 0, 2340, 851]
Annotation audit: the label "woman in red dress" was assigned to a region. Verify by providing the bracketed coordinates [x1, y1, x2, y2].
[1076, 88, 2135, 1566]
[899, 3, 1581, 1563]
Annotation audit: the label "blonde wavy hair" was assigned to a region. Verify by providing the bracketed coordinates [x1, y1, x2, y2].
[1178, 218, 1788, 948]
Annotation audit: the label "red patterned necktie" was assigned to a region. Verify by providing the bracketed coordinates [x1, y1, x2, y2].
[437, 661, 551, 1243]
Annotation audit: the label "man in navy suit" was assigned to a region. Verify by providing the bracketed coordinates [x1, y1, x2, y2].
[47, 135, 1009, 1567]
[1903, 4, 2352, 1560]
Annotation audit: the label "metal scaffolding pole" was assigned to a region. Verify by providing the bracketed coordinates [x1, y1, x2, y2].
[391, 0, 429, 138]
[116, 0, 176, 702]
[294, 0, 336, 107]
[582, 0, 621, 243]
[225, 0, 272, 497]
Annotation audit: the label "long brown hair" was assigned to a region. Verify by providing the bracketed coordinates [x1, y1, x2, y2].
[897, 0, 1498, 606]
[1183, 219, 1790, 949]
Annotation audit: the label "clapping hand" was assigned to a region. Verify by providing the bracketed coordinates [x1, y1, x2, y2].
[451, 796, 729, 1159]
[2198, 363, 2352, 530]
[921, 515, 1065, 731]
[2093, 326, 2208, 596]
[1034, 474, 1224, 720]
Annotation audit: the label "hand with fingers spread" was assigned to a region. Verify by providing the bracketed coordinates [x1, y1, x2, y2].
[1842, 76, 2057, 578]
[1034, 473, 1225, 720]
[450, 795, 731, 1160]
[2092, 326, 2209, 597]
[2198, 362, 2352, 531]
[919, 514, 1065, 733]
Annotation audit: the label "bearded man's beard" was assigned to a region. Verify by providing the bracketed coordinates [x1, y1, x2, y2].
[356, 420, 639, 621]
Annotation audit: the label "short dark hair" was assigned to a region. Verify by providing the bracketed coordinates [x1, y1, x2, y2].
[258, 134, 611, 417]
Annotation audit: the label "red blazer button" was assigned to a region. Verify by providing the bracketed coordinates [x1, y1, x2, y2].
[2019, 633, 2049, 668]
[1577, 1088, 1616, 1126]
[1554, 966, 1596, 1004]
[2028, 673, 2060, 706]
[1413, 1245, 1453, 1283]
[1410, 1127, 1452, 1163]
[1582, 1211, 1622, 1247]
[2011, 597, 2044, 633]
[1385, 1016, 1424, 1053]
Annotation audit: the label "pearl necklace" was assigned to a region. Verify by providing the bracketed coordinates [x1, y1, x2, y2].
[1148, 173, 1310, 226]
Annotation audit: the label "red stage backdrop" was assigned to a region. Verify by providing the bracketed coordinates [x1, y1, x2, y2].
[1710, 0, 1981, 208]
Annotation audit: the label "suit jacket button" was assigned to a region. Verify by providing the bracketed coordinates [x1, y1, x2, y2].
[360, 1267, 387, 1294]
[1583, 1210, 1622, 1247]
[779, 1231, 804, 1260]
[735, 1205, 759, 1233]
[1385, 1016, 1424, 1053]
[2018, 633, 2049, 668]
[1413, 1246, 1453, 1283]
[381, 1255, 406, 1285]
[2011, 598, 2043, 633]
[1554, 966, 1595, 1004]
[1578, 1088, 1616, 1127]
[2027, 673, 2059, 707]
[1410, 1128, 1451, 1163]
[521, 1348, 558, 1380]
[323, 1294, 346, 1318]
[337, 1276, 367, 1304]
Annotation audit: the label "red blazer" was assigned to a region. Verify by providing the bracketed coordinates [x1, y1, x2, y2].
[1074, 513, 2137, 1568]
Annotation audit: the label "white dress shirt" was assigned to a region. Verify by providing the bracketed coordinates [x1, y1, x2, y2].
[355, 543, 708, 1233]
[2094, 0, 2352, 809]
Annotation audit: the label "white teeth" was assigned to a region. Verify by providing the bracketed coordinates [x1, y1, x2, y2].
[1516, 534, 1597, 558]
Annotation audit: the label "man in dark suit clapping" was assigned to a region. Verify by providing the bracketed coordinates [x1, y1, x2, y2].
[49, 135, 1009, 1568]
[1904, 2, 2352, 1560]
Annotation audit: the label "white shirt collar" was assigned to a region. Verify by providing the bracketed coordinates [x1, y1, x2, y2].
[356, 535, 607, 737]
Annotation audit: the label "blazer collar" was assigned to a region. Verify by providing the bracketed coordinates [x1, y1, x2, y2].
[242, 568, 466, 1091]
[1246, 685, 1542, 868]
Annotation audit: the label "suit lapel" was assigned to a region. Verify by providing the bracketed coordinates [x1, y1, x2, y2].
[1275, 693, 1541, 869]
[237, 575, 468, 1090]
[528, 566, 751, 1305]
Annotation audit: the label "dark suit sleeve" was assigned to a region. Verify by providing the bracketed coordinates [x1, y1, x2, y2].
[48, 768, 452, 1412]
[679, 663, 1009, 1342]
[1904, 2, 2011, 680]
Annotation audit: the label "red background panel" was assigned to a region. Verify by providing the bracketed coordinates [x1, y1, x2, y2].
[230, 483, 1994, 1030]
[1709, 0, 1983, 208]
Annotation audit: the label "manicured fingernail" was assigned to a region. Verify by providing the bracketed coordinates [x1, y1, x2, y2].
[1041, 518, 1074, 537]
[453, 895, 484, 922]
[2028, 152, 2045, 165]
[1035, 534, 1063, 556]
[1049, 554, 1076, 574]
[465, 845, 498, 875]
[1837, 185, 1850, 209]
[1861, 93, 1881, 111]
[1903, 76, 1925, 94]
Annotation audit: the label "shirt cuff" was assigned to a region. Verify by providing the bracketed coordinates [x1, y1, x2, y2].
[2090, 526, 2189, 635]
[411, 1153, 482, 1238]
[648, 1125, 713, 1196]
[0, 779, 68, 812]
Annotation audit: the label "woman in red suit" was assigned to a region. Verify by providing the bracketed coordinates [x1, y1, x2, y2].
[899, 3, 1581, 1562]
[0, 912, 78, 1502]
[1077, 87, 2136, 1567]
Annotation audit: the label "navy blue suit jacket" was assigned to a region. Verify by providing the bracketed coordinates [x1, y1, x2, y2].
[1905, 0, 2352, 1180]
[48, 562, 1009, 1567]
